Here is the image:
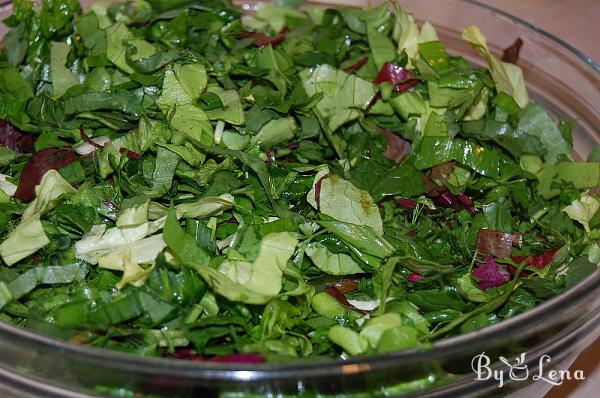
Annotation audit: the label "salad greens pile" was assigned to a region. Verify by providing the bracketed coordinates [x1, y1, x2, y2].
[0, 0, 598, 362]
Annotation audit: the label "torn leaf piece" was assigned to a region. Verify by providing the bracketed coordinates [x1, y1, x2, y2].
[215, 232, 298, 304]
[305, 242, 363, 275]
[472, 256, 511, 289]
[0, 217, 50, 266]
[0, 170, 75, 265]
[307, 167, 383, 234]
[475, 228, 523, 258]
[74, 218, 165, 265]
[563, 192, 600, 233]
[300, 65, 377, 131]
[461, 26, 528, 108]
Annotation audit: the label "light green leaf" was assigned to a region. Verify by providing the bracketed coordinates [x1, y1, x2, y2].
[105, 22, 155, 74]
[205, 86, 244, 125]
[241, 3, 307, 33]
[117, 195, 150, 228]
[163, 208, 211, 265]
[360, 313, 402, 348]
[307, 167, 383, 234]
[22, 170, 76, 221]
[328, 325, 368, 356]
[157, 142, 204, 167]
[419, 21, 439, 42]
[0, 64, 33, 100]
[391, 2, 419, 62]
[151, 146, 179, 194]
[305, 241, 363, 275]
[50, 41, 80, 98]
[536, 162, 600, 199]
[157, 64, 207, 110]
[562, 192, 600, 233]
[461, 26, 528, 108]
[0, 216, 50, 266]
[318, 220, 394, 260]
[455, 273, 490, 302]
[250, 117, 297, 148]
[176, 194, 235, 219]
[517, 104, 572, 166]
[376, 325, 419, 352]
[167, 104, 214, 146]
[75, 218, 165, 265]
[214, 232, 298, 304]
[368, 28, 396, 70]
[300, 65, 377, 131]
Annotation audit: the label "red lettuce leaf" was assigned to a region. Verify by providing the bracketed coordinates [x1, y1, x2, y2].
[119, 146, 141, 160]
[373, 62, 419, 92]
[240, 27, 288, 47]
[325, 285, 369, 314]
[0, 120, 36, 153]
[408, 272, 423, 282]
[382, 130, 411, 164]
[14, 148, 77, 202]
[501, 38, 523, 64]
[394, 198, 418, 209]
[476, 229, 523, 258]
[332, 278, 359, 294]
[343, 56, 368, 73]
[512, 247, 560, 270]
[472, 256, 511, 289]
[427, 186, 476, 215]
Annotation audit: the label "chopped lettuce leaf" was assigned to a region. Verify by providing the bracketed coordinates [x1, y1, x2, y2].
[562, 192, 600, 233]
[517, 104, 572, 165]
[50, 41, 80, 98]
[307, 167, 383, 234]
[328, 325, 368, 355]
[208, 232, 298, 304]
[205, 86, 244, 126]
[22, 170, 76, 221]
[0, 217, 50, 266]
[461, 26, 528, 108]
[106, 22, 155, 74]
[300, 65, 377, 131]
[391, 2, 419, 62]
[250, 117, 297, 148]
[75, 218, 165, 265]
[305, 242, 363, 275]
[537, 162, 600, 199]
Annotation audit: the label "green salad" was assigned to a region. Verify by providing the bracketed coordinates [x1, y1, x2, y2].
[0, 0, 598, 363]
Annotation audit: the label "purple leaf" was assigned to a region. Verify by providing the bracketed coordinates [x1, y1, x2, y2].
[408, 272, 423, 282]
[14, 148, 77, 202]
[382, 130, 411, 164]
[0, 120, 36, 153]
[373, 63, 419, 92]
[472, 256, 511, 289]
[427, 187, 476, 215]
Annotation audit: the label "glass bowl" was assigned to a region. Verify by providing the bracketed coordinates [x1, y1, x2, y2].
[0, 0, 599, 397]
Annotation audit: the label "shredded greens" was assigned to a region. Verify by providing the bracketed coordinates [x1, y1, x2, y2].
[0, 0, 598, 365]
